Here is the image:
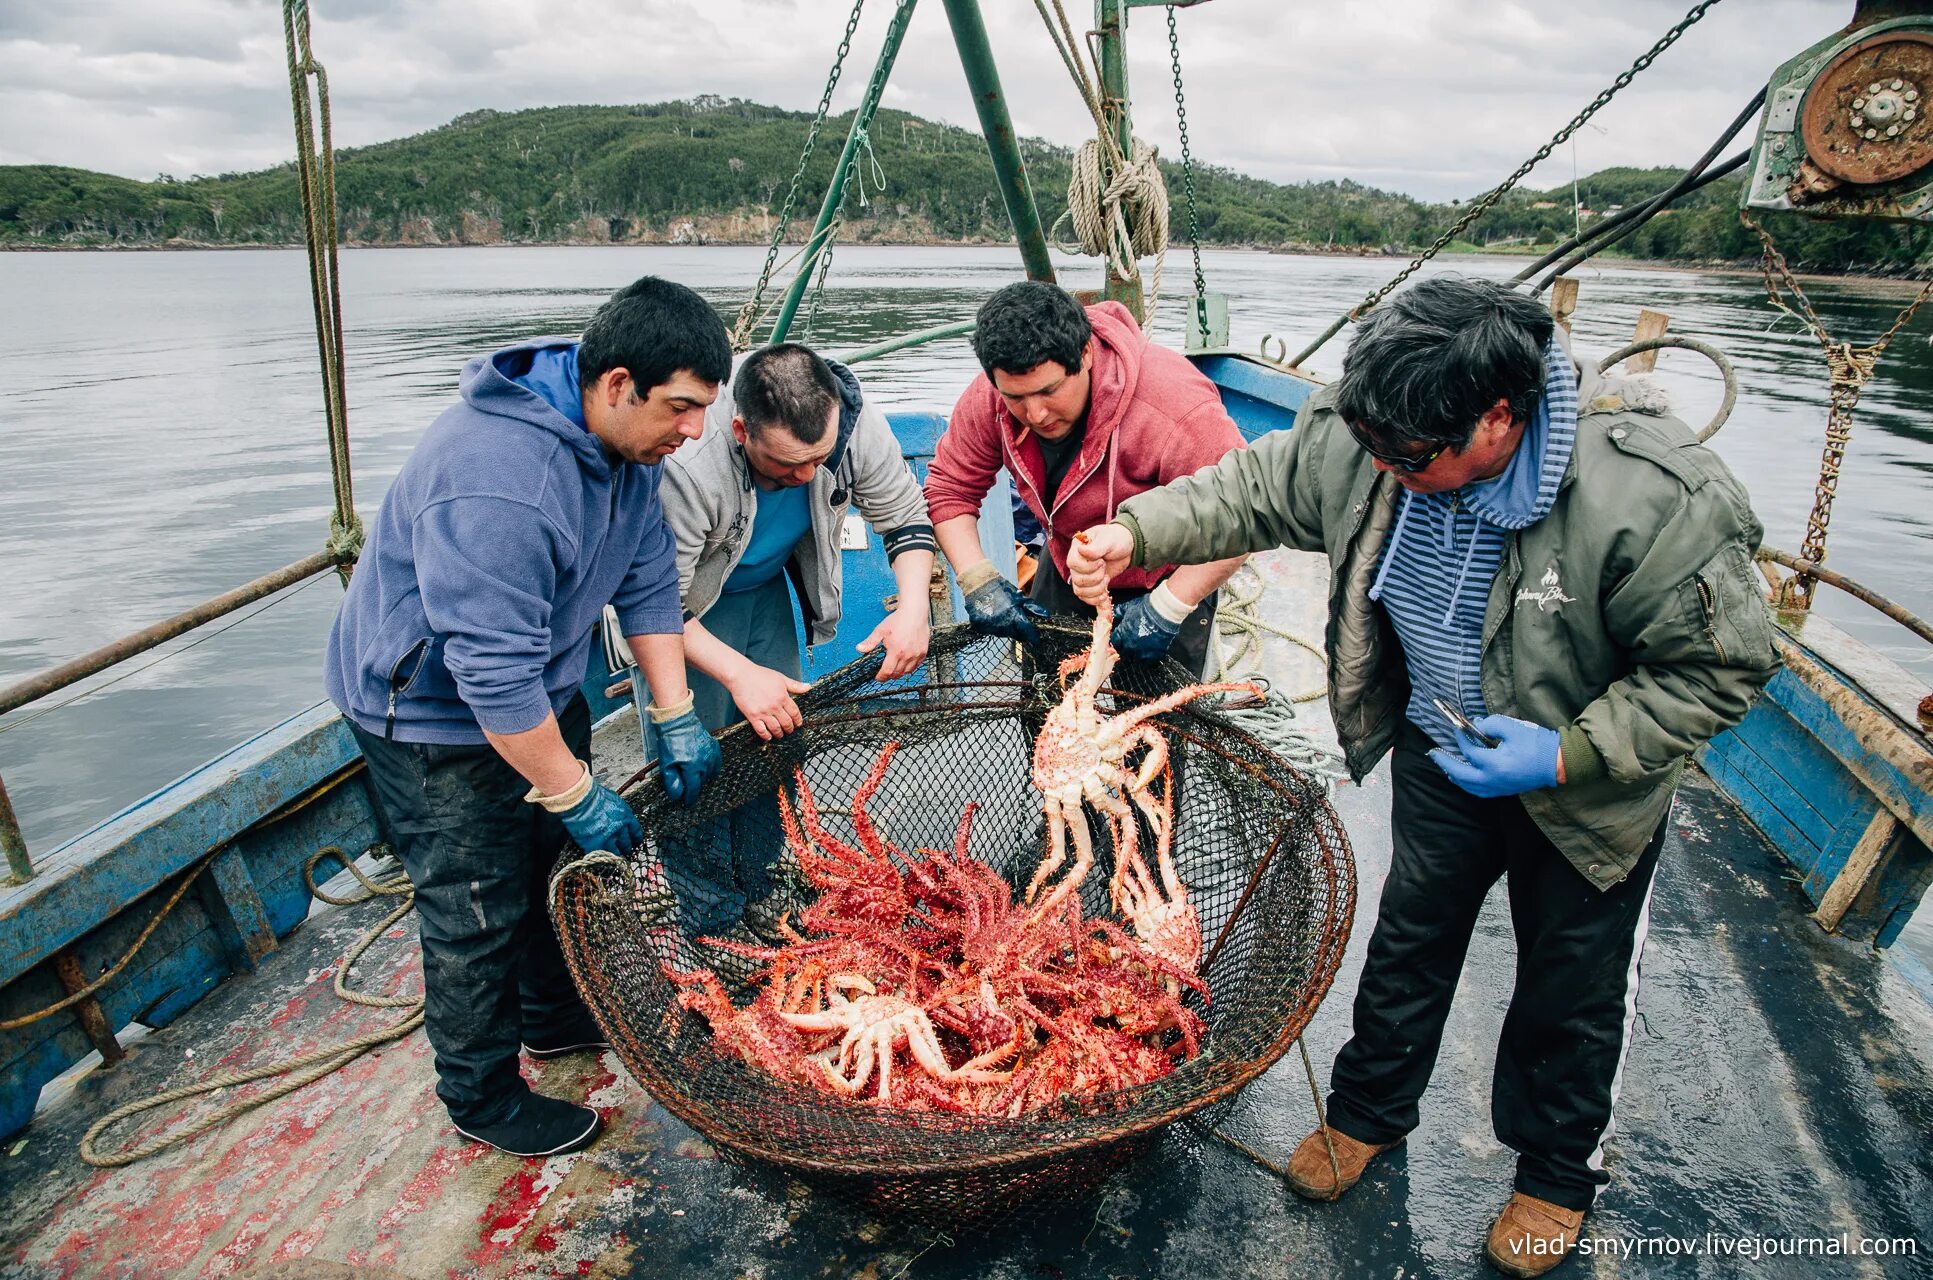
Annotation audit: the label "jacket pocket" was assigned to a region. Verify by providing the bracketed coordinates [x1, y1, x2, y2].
[1691, 545, 1775, 669]
[383, 638, 432, 739]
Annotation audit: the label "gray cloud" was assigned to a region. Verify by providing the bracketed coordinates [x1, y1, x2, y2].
[0, 0, 1850, 199]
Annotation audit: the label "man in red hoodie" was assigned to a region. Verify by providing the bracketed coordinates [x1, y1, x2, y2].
[924, 282, 1247, 675]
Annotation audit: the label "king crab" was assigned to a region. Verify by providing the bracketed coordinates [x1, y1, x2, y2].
[780, 975, 1016, 1101]
[1025, 587, 1260, 974]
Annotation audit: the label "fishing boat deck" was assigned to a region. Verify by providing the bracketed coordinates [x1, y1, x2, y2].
[4, 550, 1931, 1279]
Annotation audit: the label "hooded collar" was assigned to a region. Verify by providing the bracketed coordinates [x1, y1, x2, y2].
[1462, 334, 1579, 531]
[727, 356, 866, 493]
[1367, 335, 1580, 622]
[461, 337, 612, 480]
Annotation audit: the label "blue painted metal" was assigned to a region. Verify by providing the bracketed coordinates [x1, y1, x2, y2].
[0, 737, 384, 1140]
[1190, 354, 1317, 441]
[1700, 656, 1933, 946]
[0, 704, 359, 985]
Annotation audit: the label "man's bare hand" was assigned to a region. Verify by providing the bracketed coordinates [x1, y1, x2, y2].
[729, 663, 812, 740]
[1069, 523, 1134, 607]
[858, 605, 931, 680]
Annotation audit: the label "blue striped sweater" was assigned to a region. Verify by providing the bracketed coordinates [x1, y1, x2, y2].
[1367, 338, 1579, 752]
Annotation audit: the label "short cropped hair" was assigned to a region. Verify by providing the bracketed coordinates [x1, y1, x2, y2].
[971, 281, 1091, 377]
[578, 275, 732, 395]
[734, 343, 841, 445]
[1334, 276, 1554, 452]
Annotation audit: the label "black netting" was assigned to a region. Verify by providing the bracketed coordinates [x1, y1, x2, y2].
[551, 621, 1355, 1226]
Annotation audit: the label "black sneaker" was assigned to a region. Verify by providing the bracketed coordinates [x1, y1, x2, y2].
[453, 1093, 603, 1157]
[522, 1015, 612, 1059]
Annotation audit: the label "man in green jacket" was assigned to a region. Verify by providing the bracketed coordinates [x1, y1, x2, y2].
[1068, 277, 1778, 1277]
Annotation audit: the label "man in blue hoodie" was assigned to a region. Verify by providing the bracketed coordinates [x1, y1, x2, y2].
[325, 276, 728, 1158]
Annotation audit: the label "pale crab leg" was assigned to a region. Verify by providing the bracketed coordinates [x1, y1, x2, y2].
[1114, 679, 1266, 732]
[1024, 796, 1071, 905]
[1031, 801, 1096, 918]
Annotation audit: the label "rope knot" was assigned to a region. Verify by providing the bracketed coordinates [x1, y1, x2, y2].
[325, 511, 365, 563]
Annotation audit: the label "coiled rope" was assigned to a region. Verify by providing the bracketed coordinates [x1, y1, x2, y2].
[1206, 564, 1345, 786]
[1058, 136, 1171, 323]
[1032, 0, 1169, 325]
[77, 848, 421, 1168]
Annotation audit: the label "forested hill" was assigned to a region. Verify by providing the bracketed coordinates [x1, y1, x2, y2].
[2, 98, 1925, 273]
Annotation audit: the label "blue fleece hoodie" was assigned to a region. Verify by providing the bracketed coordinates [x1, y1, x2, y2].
[324, 338, 684, 744]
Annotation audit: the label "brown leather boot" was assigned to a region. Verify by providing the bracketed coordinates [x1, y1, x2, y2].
[1283, 1125, 1398, 1201]
[1485, 1192, 1587, 1277]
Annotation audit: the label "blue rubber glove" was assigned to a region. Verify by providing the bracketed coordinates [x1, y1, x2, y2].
[1111, 594, 1181, 662]
[959, 563, 1049, 647]
[652, 704, 722, 807]
[1429, 715, 1562, 798]
[558, 779, 645, 855]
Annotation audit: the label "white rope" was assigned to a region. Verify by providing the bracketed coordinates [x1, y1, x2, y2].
[1208, 565, 1347, 786]
[1055, 134, 1170, 324]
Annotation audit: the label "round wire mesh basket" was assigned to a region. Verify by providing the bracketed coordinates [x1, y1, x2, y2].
[550, 621, 1355, 1225]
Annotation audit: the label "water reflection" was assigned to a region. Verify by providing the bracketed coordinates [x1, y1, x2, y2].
[1, 245, 1929, 864]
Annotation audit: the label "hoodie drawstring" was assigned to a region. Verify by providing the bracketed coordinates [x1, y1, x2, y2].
[1441, 515, 1487, 625]
[1368, 489, 1415, 603]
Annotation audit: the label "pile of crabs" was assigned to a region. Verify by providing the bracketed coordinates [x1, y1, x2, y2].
[668, 600, 1260, 1116]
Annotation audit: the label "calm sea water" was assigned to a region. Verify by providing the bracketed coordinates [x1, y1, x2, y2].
[2, 245, 1930, 955]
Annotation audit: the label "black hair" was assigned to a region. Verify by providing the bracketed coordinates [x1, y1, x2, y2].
[1333, 275, 1554, 452]
[734, 343, 841, 445]
[971, 281, 1092, 377]
[577, 275, 732, 395]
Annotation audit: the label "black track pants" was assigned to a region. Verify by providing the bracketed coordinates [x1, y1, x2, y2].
[1324, 725, 1666, 1211]
[350, 694, 596, 1127]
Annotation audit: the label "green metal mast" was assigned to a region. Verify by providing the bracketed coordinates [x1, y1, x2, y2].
[1094, 0, 1141, 314]
[770, 0, 921, 345]
[941, 0, 1057, 282]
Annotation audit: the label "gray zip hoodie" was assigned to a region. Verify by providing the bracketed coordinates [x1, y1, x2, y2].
[659, 359, 934, 645]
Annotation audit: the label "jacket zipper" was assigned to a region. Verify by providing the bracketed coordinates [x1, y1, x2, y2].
[384, 639, 431, 740]
[1696, 577, 1727, 664]
[1010, 421, 1109, 548]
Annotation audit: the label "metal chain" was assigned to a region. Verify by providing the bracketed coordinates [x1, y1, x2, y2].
[282, 0, 361, 572]
[1168, 5, 1208, 340]
[730, 0, 869, 350]
[1288, 0, 1724, 368]
[1742, 213, 1933, 609]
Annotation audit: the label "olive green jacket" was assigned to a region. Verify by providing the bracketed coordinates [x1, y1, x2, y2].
[1114, 363, 1781, 890]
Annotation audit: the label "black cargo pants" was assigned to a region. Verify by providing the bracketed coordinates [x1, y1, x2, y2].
[1324, 725, 1666, 1211]
[350, 693, 597, 1127]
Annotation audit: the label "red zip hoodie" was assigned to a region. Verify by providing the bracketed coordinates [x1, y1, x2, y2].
[924, 302, 1245, 592]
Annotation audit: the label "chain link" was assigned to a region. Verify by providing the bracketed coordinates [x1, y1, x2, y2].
[1742, 213, 1933, 609]
[1168, 5, 1208, 340]
[731, 0, 869, 350]
[1287, 0, 1723, 369]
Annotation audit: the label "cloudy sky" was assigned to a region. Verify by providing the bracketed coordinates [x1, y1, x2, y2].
[0, 0, 1852, 201]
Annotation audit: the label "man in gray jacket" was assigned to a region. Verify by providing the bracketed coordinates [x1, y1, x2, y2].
[1068, 278, 1778, 1277]
[658, 342, 936, 935]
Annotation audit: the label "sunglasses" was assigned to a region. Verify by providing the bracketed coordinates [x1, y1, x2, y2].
[1346, 420, 1450, 474]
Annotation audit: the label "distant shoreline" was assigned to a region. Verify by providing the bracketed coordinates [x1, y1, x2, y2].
[7, 237, 1923, 289]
